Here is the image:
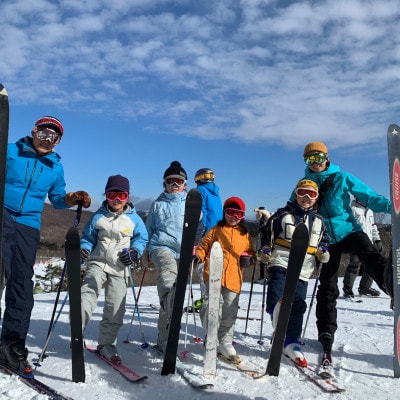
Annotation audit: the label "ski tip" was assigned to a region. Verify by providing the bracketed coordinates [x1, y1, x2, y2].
[0, 84, 8, 96]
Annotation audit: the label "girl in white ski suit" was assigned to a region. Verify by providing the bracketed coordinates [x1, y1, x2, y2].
[80, 175, 148, 362]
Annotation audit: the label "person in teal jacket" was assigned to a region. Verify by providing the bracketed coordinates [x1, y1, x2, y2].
[0, 116, 91, 375]
[300, 141, 392, 376]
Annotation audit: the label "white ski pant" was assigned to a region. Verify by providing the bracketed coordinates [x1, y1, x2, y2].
[151, 248, 179, 351]
[200, 285, 239, 345]
[81, 264, 128, 346]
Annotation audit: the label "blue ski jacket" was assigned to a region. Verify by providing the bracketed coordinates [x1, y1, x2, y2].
[197, 182, 223, 235]
[4, 136, 70, 230]
[301, 162, 390, 244]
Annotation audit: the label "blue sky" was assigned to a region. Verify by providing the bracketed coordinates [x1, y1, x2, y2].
[1, 0, 399, 217]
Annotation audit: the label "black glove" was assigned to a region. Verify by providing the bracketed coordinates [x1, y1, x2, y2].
[80, 249, 90, 264]
[239, 254, 254, 268]
[119, 249, 138, 266]
[192, 255, 201, 265]
[375, 240, 383, 253]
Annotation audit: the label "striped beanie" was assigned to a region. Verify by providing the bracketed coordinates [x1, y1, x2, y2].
[35, 116, 64, 136]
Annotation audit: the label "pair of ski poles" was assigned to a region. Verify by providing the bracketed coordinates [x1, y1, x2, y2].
[35, 202, 83, 368]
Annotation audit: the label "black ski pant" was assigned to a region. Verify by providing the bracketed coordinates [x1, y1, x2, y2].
[1, 210, 39, 346]
[316, 231, 387, 350]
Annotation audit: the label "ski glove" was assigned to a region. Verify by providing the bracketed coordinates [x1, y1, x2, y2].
[254, 207, 271, 222]
[119, 249, 139, 266]
[258, 246, 271, 264]
[239, 254, 254, 268]
[192, 255, 201, 265]
[374, 240, 383, 253]
[65, 191, 91, 208]
[316, 247, 330, 263]
[80, 249, 90, 264]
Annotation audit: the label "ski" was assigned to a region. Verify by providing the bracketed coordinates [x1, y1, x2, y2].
[217, 354, 262, 378]
[161, 188, 202, 376]
[204, 241, 223, 380]
[266, 223, 309, 376]
[0, 363, 73, 400]
[65, 226, 85, 383]
[176, 359, 214, 390]
[291, 361, 345, 393]
[85, 344, 147, 382]
[0, 83, 9, 319]
[387, 123, 400, 377]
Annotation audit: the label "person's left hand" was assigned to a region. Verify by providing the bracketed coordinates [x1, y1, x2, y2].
[65, 191, 91, 208]
[119, 249, 138, 266]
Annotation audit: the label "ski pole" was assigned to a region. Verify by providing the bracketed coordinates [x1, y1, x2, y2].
[35, 291, 69, 367]
[35, 202, 83, 366]
[243, 262, 256, 336]
[301, 262, 322, 342]
[123, 265, 147, 343]
[124, 249, 148, 348]
[189, 278, 201, 343]
[257, 267, 268, 345]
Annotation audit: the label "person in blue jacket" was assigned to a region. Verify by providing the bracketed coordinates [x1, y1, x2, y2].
[300, 141, 392, 376]
[194, 168, 223, 300]
[80, 175, 148, 363]
[0, 116, 91, 375]
[146, 161, 202, 352]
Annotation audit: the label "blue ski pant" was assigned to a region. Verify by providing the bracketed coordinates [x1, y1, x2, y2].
[266, 266, 308, 341]
[1, 210, 39, 346]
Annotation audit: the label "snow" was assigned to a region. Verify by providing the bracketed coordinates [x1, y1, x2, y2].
[0, 277, 397, 400]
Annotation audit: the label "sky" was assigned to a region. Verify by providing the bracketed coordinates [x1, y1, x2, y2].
[0, 262, 397, 399]
[1, 0, 400, 215]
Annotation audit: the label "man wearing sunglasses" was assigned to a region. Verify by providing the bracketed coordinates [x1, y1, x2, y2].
[301, 141, 392, 377]
[0, 116, 91, 376]
[146, 161, 203, 353]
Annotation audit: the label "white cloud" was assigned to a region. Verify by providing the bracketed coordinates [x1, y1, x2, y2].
[1, 0, 400, 150]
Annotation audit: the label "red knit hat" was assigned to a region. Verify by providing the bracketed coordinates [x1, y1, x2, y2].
[35, 116, 64, 136]
[223, 196, 245, 212]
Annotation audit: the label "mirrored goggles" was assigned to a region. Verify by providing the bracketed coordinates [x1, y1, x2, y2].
[224, 208, 245, 220]
[304, 152, 326, 165]
[295, 187, 319, 199]
[36, 129, 61, 145]
[106, 191, 129, 202]
[165, 177, 186, 187]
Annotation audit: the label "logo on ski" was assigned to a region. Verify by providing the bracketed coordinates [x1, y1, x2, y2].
[392, 158, 400, 214]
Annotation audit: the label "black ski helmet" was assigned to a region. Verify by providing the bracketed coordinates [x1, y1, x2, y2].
[194, 168, 215, 184]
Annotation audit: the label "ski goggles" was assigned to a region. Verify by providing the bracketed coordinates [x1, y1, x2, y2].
[164, 177, 186, 187]
[106, 191, 129, 202]
[224, 208, 245, 220]
[304, 152, 327, 165]
[295, 187, 319, 199]
[36, 129, 61, 145]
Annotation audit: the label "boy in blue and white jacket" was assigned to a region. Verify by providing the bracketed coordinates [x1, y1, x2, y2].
[259, 179, 330, 367]
[80, 175, 148, 363]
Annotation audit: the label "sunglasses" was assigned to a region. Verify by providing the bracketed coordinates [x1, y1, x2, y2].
[106, 191, 129, 202]
[295, 188, 319, 199]
[36, 129, 61, 145]
[165, 177, 186, 187]
[224, 208, 245, 220]
[304, 152, 327, 165]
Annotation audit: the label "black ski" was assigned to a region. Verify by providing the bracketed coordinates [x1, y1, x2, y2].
[0, 363, 73, 400]
[266, 223, 309, 376]
[0, 83, 9, 319]
[161, 188, 202, 375]
[387, 123, 400, 377]
[65, 226, 85, 382]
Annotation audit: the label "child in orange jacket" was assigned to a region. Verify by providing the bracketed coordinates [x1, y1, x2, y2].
[195, 197, 256, 363]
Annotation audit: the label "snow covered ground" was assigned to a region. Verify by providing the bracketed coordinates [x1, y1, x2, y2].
[0, 277, 397, 400]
